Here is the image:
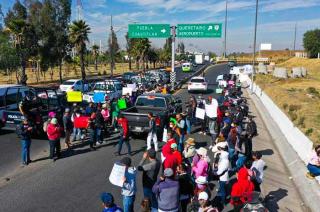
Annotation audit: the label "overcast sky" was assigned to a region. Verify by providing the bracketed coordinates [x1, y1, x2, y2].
[2, 0, 320, 54]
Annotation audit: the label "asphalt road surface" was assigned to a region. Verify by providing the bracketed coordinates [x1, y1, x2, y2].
[0, 64, 204, 182]
[0, 64, 303, 212]
[0, 64, 209, 211]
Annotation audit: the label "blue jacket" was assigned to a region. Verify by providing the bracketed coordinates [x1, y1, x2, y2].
[152, 178, 180, 211]
[102, 204, 123, 212]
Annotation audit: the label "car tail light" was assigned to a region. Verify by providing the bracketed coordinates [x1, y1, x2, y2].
[2, 111, 6, 123]
[155, 117, 161, 126]
[202, 82, 207, 85]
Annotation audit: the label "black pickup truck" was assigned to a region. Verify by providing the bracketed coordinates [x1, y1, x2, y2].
[121, 93, 182, 135]
[2, 87, 67, 135]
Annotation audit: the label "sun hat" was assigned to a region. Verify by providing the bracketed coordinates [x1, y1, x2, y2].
[102, 103, 108, 109]
[50, 118, 58, 125]
[100, 192, 114, 204]
[196, 147, 207, 157]
[198, 191, 209, 201]
[195, 176, 208, 185]
[185, 138, 195, 145]
[164, 168, 174, 177]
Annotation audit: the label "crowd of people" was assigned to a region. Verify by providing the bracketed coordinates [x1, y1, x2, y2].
[97, 79, 267, 212]
[16, 75, 270, 212]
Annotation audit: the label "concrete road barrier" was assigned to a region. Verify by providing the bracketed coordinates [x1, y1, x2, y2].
[273, 67, 288, 78]
[292, 67, 302, 78]
[258, 64, 267, 74]
[301, 67, 307, 77]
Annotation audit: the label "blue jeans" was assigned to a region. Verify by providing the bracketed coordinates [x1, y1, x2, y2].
[307, 164, 320, 176]
[21, 139, 31, 163]
[217, 181, 227, 205]
[123, 195, 135, 212]
[96, 128, 102, 143]
[229, 148, 236, 167]
[178, 134, 185, 152]
[186, 118, 191, 134]
[72, 128, 81, 141]
[118, 136, 131, 155]
[143, 187, 158, 211]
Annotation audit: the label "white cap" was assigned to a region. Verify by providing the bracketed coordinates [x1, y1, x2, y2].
[196, 147, 207, 156]
[198, 192, 209, 201]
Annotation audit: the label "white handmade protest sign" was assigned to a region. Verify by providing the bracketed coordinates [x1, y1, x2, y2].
[109, 162, 126, 187]
[162, 128, 168, 142]
[205, 103, 217, 118]
[127, 84, 137, 92]
[122, 87, 133, 96]
[195, 107, 205, 120]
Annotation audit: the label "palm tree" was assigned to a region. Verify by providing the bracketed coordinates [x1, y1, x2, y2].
[132, 38, 150, 71]
[91, 44, 99, 72]
[69, 20, 90, 86]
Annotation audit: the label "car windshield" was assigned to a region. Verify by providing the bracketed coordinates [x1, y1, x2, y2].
[94, 84, 115, 91]
[62, 81, 75, 85]
[191, 78, 204, 83]
[135, 97, 166, 108]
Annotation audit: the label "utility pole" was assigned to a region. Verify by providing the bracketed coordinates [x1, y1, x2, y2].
[170, 26, 177, 89]
[224, 0, 228, 58]
[110, 15, 114, 78]
[251, 0, 259, 92]
[293, 22, 297, 52]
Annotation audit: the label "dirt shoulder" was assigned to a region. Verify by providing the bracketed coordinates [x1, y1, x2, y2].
[255, 58, 320, 146]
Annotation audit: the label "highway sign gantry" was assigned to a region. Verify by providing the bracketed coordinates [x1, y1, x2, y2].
[128, 24, 171, 38]
[177, 23, 222, 38]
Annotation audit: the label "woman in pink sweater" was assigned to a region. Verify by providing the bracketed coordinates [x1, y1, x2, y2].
[192, 147, 209, 178]
[47, 118, 61, 161]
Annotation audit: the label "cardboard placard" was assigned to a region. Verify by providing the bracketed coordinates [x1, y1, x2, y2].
[118, 99, 127, 110]
[109, 162, 126, 187]
[195, 107, 205, 120]
[93, 92, 105, 103]
[205, 103, 217, 118]
[127, 84, 137, 92]
[122, 87, 133, 96]
[216, 88, 223, 94]
[67, 91, 82, 102]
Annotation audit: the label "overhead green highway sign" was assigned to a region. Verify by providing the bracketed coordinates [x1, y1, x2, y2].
[177, 23, 222, 38]
[128, 24, 171, 38]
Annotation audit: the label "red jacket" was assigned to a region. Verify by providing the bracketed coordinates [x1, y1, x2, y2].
[172, 150, 182, 165]
[231, 167, 255, 205]
[47, 123, 61, 141]
[162, 138, 176, 158]
[217, 107, 223, 125]
[163, 152, 178, 172]
[118, 117, 129, 138]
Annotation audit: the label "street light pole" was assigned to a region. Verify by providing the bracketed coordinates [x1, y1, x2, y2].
[251, 0, 259, 92]
[224, 0, 228, 58]
[170, 26, 176, 89]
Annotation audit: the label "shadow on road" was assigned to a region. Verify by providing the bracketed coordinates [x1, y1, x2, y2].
[259, 148, 274, 156]
[264, 188, 288, 212]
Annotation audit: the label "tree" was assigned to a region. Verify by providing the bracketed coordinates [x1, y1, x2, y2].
[92, 44, 99, 72]
[160, 37, 172, 66]
[147, 48, 159, 69]
[125, 32, 134, 70]
[69, 20, 90, 87]
[4, 0, 38, 85]
[177, 42, 185, 54]
[108, 29, 119, 77]
[303, 29, 320, 58]
[131, 38, 150, 71]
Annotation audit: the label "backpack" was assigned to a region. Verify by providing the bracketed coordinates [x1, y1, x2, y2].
[43, 120, 49, 132]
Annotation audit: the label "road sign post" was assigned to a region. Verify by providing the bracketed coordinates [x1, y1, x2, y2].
[177, 23, 222, 38]
[128, 24, 171, 38]
[171, 26, 176, 89]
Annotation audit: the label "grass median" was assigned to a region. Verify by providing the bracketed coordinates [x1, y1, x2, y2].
[255, 58, 320, 146]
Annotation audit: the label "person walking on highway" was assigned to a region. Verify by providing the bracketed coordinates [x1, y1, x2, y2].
[95, 109, 105, 145]
[137, 149, 161, 211]
[176, 113, 186, 152]
[120, 157, 137, 212]
[111, 98, 120, 132]
[147, 112, 158, 152]
[62, 108, 73, 149]
[100, 192, 123, 212]
[152, 168, 180, 212]
[17, 118, 33, 165]
[87, 112, 97, 151]
[47, 118, 61, 161]
[71, 108, 82, 142]
[117, 115, 131, 156]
